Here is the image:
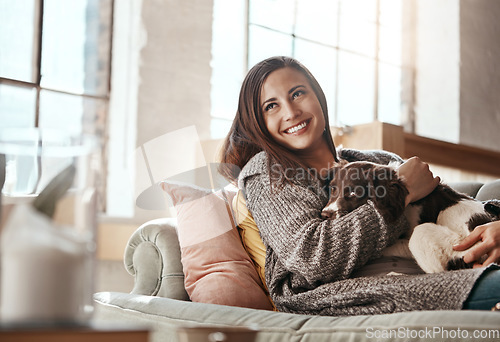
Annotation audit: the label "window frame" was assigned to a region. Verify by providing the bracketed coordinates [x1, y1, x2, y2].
[0, 0, 114, 129]
[210, 0, 416, 135]
[0, 0, 115, 212]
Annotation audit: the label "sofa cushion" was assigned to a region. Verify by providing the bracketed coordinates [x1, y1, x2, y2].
[94, 292, 500, 342]
[161, 181, 274, 310]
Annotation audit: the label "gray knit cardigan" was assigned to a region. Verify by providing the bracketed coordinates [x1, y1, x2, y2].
[238, 148, 492, 316]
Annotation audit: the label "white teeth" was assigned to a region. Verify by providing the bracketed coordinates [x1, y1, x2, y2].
[285, 121, 307, 134]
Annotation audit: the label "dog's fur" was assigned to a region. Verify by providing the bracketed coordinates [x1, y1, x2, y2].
[321, 160, 500, 273]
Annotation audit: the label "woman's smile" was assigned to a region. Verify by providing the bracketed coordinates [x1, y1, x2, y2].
[283, 119, 311, 135]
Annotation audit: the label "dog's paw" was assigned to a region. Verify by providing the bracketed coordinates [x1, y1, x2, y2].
[446, 257, 473, 271]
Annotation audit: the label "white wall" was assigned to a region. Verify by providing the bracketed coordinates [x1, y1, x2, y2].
[136, 0, 213, 147]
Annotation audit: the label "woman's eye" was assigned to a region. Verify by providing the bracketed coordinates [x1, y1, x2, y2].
[292, 90, 305, 99]
[265, 103, 277, 111]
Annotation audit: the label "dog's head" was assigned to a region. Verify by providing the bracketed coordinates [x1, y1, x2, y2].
[484, 199, 500, 221]
[321, 161, 408, 223]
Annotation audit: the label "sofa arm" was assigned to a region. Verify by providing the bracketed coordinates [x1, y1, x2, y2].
[449, 179, 500, 201]
[474, 179, 500, 201]
[124, 217, 189, 301]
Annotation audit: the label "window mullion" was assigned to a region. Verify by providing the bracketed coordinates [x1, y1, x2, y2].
[373, 0, 380, 122]
[33, 0, 43, 85]
[333, 0, 341, 126]
[244, 0, 250, 71]
[291, 0, 298, 57]
[33, 0, 44, 127]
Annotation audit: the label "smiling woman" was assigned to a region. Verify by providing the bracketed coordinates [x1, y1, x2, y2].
[218, 56, 338, 183]
[217, 55, 500, 317]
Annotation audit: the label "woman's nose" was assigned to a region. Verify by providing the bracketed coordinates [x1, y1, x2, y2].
[283, 101, 301, 120]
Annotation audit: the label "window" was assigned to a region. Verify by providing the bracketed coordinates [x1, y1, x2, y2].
[0, 0, 113, 138]
[211, 0, 413, 137]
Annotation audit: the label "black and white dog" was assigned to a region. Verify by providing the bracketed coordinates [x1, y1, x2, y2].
[321, 160, 500, 273]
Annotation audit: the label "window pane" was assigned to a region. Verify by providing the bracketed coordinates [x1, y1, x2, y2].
[39, 90, 83, 135]
[0, 0, 37, 81]
[338, 0, 376, 57]
[39, 90, 107, 136]
[379, 0, 402, 66]
[339, 0, 376, 23]
[337, 51, 374, 125]
[379, 26, 402, 65]
[249, 0, 295, 34]
[0, 84, 36, 128]
[248, 25, 293, 68]
[211, 118, 233, 139]
[41, 0, 112, 96]
[295, 0, 339, 46]
[380, 0, 402, 29]
[294, 39, 337, 123]
[378, 63, 402, 125]
[338, 18, 376, 58]
[211, 0, 246, 122]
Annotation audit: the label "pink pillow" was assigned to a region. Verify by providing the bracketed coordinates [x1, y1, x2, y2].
[161, 181, 273, 310]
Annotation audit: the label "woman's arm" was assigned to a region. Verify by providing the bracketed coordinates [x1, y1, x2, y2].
[242, 173, 409, 287]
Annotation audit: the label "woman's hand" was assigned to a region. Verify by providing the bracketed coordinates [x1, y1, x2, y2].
[396, 156, 440, 206]
[453, 220, 500, 267]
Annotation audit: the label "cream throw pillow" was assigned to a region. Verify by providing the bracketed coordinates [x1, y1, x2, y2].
[161, 181, 274, 310]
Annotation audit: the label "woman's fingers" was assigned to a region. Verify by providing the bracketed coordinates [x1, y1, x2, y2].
[454, 221, 500, 265]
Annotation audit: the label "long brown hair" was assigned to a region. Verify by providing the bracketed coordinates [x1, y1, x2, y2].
[218, 56, 338, 183]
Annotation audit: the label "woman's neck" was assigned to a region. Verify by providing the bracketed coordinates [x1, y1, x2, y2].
[296, 143, 338, 177]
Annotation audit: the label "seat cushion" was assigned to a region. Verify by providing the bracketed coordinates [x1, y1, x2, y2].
[94, 292, 500, 342]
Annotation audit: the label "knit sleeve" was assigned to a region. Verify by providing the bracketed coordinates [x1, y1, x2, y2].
[242, 169, 409, 288]
[338, 148, 404, 165]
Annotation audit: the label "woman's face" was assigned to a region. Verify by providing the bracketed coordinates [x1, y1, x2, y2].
[260, 67, 326, 153]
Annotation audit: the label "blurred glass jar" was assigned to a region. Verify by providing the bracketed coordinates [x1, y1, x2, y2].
[0, 128, 100, 327]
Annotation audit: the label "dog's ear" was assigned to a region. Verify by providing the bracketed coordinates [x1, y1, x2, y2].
[324, 160, 348, 182]
[371, 167, 408, 223]
[324, 166, 341, 184]
[484, 199, 500, 220]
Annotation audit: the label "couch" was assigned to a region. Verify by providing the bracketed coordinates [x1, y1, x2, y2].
[93, 180, 500, 342]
